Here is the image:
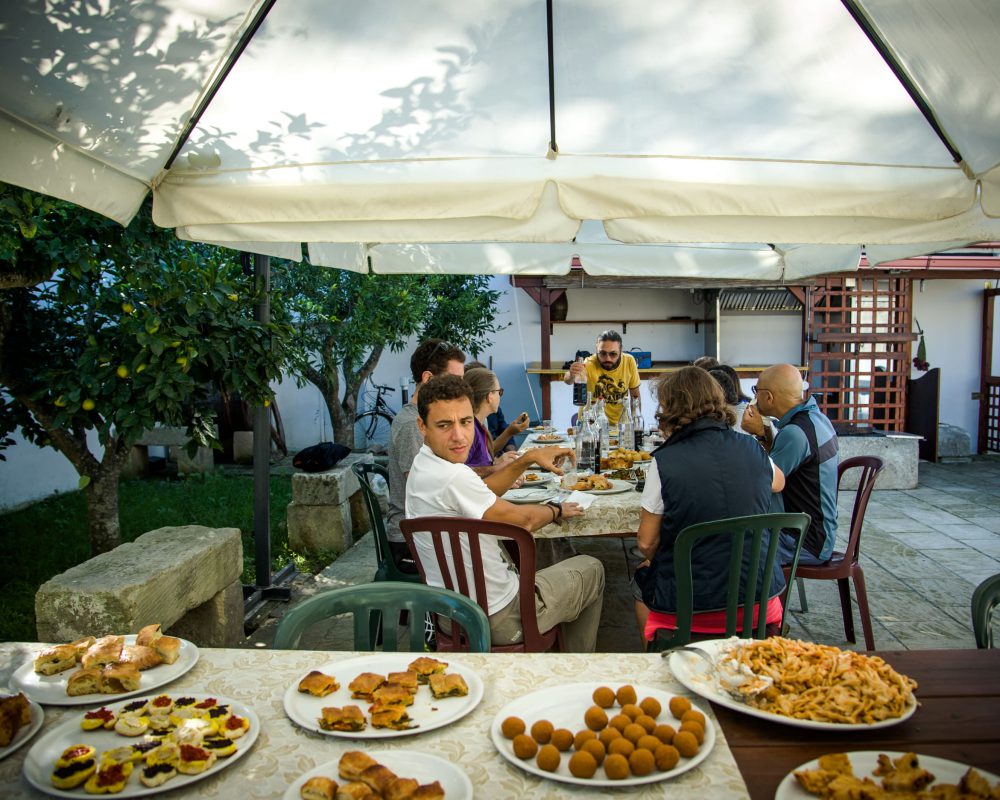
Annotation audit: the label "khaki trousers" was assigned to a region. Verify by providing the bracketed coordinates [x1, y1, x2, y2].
[489, 554, 605, 652]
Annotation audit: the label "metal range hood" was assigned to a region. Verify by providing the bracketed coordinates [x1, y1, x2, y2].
[718, 287, 802, 312]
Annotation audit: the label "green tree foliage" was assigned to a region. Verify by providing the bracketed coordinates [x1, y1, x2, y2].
[275, 261, 505, 448]
[0, 183, 292, 554]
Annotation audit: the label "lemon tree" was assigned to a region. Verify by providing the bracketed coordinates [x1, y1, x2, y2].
[0, 184, 293, 554]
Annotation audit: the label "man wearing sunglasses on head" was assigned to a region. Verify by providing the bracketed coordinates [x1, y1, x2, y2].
[561, 329, 641, 425]
[742, 363, 839, 567]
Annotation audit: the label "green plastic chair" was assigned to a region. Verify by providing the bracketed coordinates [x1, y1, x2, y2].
[647, 512, 810, 652]
[272, 581, 491, 652]
[972, 573, 1000, 649]
[352, 462, 422, 584]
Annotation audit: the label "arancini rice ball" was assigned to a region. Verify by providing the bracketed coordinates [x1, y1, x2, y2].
[592, 686, 616, 708]
[679, 720, 705, 744]
[584, 705, 609, 731]
[616, 685, 638, 706]
[573, 729, 597, 750]
[598, 727, 622, 747]
[603, 753, 630, 780]
[536, 743, 560, 772]
[629, 748, 655, 777]
[607, 737, 634, 758]
[551, 728, 574, 752]
[581, 738, 606, 766]
[654, 744, 680, 771]
[636, 734, 662, 753]
[653, 723, 677, 743]
[668, 696, 692, 719]
[673, 730, 700, 758]
[568, 750, 598, 779]
[512, 733, 538, 759]
[621, 703, 642, 721]
[639, 697, 662, 719]
[530, 719, 554, 744]
[622, 723, 646, 744]
[681, 709, 706, 727]
[501, 716, 526, 739]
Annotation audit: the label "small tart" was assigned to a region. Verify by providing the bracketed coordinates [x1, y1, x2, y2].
[148, 694, 174, 714]
[100, 746, 143, 766]
[219, 713, 250, 740]
[176, 743, 216, 775]
[119, 698, 148, 715]
[146, 713, 173, 732]
[56, 744, 97, 768]
[83, 761, 132, 794]
[145, 742, 180, 767]
[202, 735, 238, 757]
[51, 759, 96, 790]
[139, 761, 177, 788]
[81, 707, 117, 731]
[113, 712, 149, 737]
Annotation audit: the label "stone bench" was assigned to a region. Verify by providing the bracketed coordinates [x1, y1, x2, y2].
[35, 525, 244, 647]
[121, 426, 215, 479]
[837, 432, 920, 490]
[287, 452, 373, 555]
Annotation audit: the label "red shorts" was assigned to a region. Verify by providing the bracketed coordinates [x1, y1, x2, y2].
[644, 596, 784, 641]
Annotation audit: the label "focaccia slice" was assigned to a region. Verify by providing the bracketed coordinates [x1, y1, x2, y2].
[371, 684, 414, 707]
[348, 672, 385, 702]
[318, 706, 366, 732]
[428, 672, 469, 699]
[386, 671, 418, 694]
[34, 644, 78, 676]
[411, 782, 445, 800]
[81, 636, 125, 669]
[118, 645, 163, 671]
[338, 750, 379, 782]
[369, 704, 416, 731]
[298, 670, 340, 697]
[407, 657, 446, 683]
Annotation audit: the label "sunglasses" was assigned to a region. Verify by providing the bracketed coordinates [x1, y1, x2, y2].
[597, 350, 620, 359]
[431, 340, 456, 354]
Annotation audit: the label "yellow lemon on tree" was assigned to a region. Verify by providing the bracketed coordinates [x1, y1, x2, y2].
[54, 396, 67, 407]
[170, 340, 181, 348]
[263, 398, 271, 407]
[121, 302, 135, 314]
[116, 365, 129, 379]
[82, 399, 96, 411]
[227, 293, 238, 302]
[176, 356, 188, 367]
[136, 363, 147, 373]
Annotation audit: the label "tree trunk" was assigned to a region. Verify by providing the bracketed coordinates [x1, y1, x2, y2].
[84, 467, 122, 555]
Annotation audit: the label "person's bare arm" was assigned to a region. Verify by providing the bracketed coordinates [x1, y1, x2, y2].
[483, 497, 584, 532]
[629, 386, 641, 399]
[636, 509, 662, 562]
[741, 404, 775, 452]
[771, 463, 785, 493]
[482, 445, 575, 495]
[563, 359, 586, 385]
[492, 412, 529, 453]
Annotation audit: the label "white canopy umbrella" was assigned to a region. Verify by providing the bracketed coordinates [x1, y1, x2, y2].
[2, 0, 1000, 278]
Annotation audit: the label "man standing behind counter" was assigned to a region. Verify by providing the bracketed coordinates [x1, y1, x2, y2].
[562, 329, 641, 425]
[741, 363, 839, 566]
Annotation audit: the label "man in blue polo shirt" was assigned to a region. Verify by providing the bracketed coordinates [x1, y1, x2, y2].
[742, 364, 839, 565]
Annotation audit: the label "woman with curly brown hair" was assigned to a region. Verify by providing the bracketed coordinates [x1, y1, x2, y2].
[631, 366, 786, 647]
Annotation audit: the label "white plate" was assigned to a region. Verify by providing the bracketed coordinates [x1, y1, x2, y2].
[0, 694, 44, 761]
[283, 654, 484, 739]
[283, 751, 473, 800]
[491, 681, 715, 788]
[560, 478, 635, 495]
[775, 751, 1000, 800]
[669, 640, 917, 731]
[503, 487, 559, 504]
[22, 693, 258, 798]
[532, 435, 567, 444]
[11, 636, 200, 706]
[520, 473, 554, 487]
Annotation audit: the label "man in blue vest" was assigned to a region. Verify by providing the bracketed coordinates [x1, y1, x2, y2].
[742, 364, 839, 565]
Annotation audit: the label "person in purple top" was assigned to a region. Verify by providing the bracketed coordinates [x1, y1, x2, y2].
[463, 367, 525, 474]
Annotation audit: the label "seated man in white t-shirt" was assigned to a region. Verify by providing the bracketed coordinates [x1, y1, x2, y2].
[405, 374, 606, 652]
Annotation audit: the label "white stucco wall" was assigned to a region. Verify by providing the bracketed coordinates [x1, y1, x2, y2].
[911, 279, 984, 445]
[0, 428, 101, 511]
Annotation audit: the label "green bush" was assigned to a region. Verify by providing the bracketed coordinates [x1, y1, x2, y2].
[0, 472, 325, 643]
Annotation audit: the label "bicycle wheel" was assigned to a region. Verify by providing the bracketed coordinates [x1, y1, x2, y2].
[355, 410, 394, 449]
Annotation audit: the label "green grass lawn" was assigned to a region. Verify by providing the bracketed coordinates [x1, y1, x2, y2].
[0, 472, 336, 643]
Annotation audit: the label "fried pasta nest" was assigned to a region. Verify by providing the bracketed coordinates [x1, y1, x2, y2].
[725, 638, 916, 725]
[795, 752, 1000, 799]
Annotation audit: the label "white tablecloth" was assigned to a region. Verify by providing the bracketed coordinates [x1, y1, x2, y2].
[1, 644, 750, 799]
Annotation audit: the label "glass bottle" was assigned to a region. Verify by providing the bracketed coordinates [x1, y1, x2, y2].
[633, 396, 646, 450]
[619, 394, 635, 451]
[572, 356, 588, 406]
[596, 396, 610, 459]
[576, 412, 596, 475]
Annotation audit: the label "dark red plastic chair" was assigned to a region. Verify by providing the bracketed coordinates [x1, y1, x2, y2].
[400, 516, 563, 653]
[782, 455, 884, 650]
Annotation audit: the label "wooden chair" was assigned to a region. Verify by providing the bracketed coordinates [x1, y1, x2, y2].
[272, 581, 491, 652]
[972, 573, 1000, 649]
[647, 512, 810, 652]
[400, 516, 562, 653]
[782, 455, 884, 651]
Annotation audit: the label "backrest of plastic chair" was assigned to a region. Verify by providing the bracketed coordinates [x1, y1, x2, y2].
[972, 573, 1000, 649]
[837, 456, 884, 564]
[400, 516, 556, 652]
[351, 462, 408, 582]
[272, 581, 491, 652]
[656, 512, 810, 650]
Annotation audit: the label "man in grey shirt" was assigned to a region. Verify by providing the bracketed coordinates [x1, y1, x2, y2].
[386, 338, 467, 571]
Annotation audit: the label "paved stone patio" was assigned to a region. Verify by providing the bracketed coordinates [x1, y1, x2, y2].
[245, 457, 1000, 652]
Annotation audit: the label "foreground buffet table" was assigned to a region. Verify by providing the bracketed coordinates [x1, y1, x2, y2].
[3, 644, 997, 799]
[0, 645, 746, 798]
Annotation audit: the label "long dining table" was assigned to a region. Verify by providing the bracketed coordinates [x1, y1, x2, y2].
[2, 642, 997, 799]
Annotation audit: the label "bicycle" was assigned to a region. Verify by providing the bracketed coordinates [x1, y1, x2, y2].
[354, 381, 397, 449]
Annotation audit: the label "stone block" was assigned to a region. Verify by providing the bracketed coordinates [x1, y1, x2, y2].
[837, 433, 920, 490]
[291, 452, 372, 505]
[938, 423, 972, 461]
[120, 446, 149, 481]
[35, 525, 242, 643]
[170, 444, 214, 474]
[287, 501, 352, 554]
[167, 580, 244, 647]
[135, 426, 190, 447]
[233, 431, 254, 465]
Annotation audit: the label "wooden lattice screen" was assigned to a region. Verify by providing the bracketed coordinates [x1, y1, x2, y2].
[806, 276, 915, 432]
[985, 380, 1000, 452]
